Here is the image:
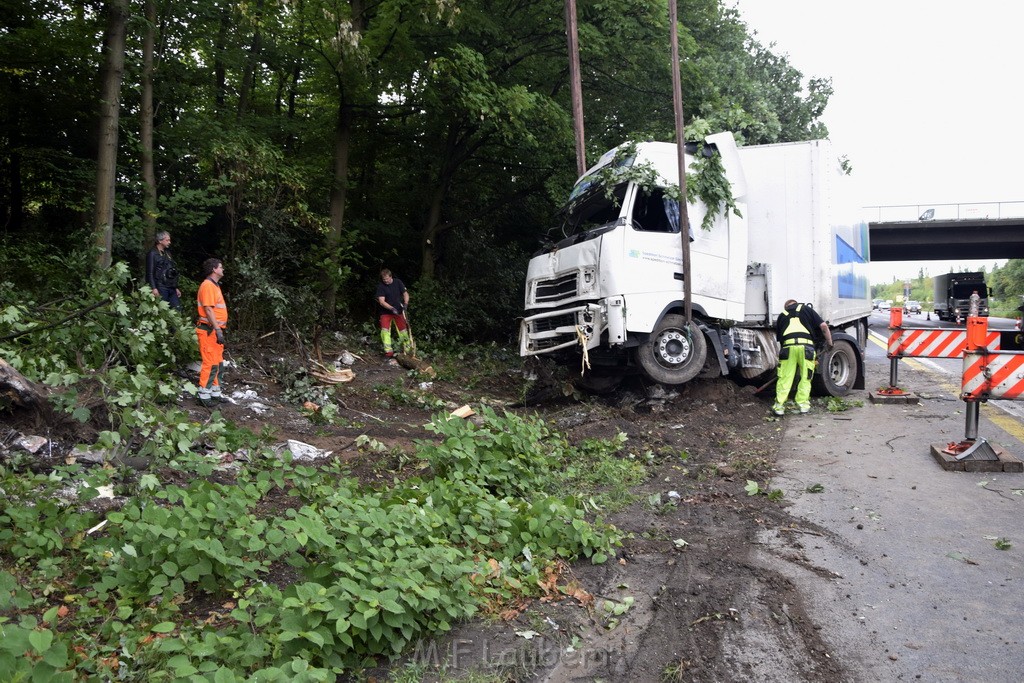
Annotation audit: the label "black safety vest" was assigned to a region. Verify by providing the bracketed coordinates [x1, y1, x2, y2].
[780, 304, 814, 347]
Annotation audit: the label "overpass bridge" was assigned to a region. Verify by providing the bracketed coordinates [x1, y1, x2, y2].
[867, 201, 1024, 261]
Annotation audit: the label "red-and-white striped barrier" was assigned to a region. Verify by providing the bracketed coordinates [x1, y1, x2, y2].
[943, 317, 1021, 464]
[962, 350, 1024, 400]
[888, 328, 1001, 359]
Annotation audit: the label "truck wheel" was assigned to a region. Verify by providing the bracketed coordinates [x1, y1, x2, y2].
[576, 371, 623, 394]
[813, 340, 857, 396]
[856, 320, 868, 351]
[635, 315, 707, 385]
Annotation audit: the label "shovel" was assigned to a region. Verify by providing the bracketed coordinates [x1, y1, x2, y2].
[402, 308, 417, 358]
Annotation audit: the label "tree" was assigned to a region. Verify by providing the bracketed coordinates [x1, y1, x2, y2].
[140, 0, 158, 255]
[93, 0, 130, 269]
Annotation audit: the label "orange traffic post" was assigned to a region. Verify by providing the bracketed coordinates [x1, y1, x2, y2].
[940, 314, 1002, 464]
[889, 306, 903, 329]
[965, 315, 989, 351]
[884, 307, 906, 393]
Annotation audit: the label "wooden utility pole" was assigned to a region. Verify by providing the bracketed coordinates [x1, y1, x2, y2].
[668, 0, 692, 324]
[565, 0, 586, 177]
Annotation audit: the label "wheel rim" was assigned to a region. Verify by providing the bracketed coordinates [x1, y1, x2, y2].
[655, 329, 692, 367]
[828, 348, 851, 386]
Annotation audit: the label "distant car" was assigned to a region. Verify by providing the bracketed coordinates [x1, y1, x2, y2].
[872, 299, 883, 310]
[878, 301, 891, 311]
[904, 300, 922, 314]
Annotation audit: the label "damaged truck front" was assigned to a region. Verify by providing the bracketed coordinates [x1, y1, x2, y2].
[519, 132, 872, 396]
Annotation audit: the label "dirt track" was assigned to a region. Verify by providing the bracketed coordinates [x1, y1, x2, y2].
[372, 334, 1024, 682]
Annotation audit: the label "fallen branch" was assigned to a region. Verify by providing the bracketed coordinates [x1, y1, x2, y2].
[885, 435, 905, 452]
[336, 400, 385, 423]
[0, 295, 115, 342]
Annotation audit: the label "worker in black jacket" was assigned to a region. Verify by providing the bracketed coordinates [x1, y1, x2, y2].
[146, 231, 181, 310]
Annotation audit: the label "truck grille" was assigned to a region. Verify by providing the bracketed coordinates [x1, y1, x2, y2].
[535, 273, 578, 303]
[527, 312, 578, 351]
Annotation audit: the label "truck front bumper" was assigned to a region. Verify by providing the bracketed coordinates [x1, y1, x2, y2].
[520, 298, 627, 357]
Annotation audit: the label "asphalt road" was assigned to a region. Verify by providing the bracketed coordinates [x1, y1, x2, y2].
[759, 326, 1024, 682]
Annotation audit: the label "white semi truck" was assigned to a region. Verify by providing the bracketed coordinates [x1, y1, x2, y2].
[519, 133, 872, 396]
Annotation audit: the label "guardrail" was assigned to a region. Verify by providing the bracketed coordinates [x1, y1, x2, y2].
[865, 201, 1024, 222]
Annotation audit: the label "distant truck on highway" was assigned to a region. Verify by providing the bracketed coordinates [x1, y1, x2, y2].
[519, 133, 871, 396]
[933, 272, 988, 322]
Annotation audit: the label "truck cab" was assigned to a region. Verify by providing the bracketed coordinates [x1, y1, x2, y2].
[520, 134, 869, 396]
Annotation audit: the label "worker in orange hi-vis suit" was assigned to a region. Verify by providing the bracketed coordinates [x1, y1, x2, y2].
[196, 258, 228, 407]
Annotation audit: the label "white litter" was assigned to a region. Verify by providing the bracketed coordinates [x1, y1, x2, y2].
[231, 389, 260, 401]
[280, 440, 333, 462]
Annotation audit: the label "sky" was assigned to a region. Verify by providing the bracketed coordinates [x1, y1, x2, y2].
[731, 0, 1020, 284]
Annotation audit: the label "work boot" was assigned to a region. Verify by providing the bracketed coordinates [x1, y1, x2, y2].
[197, 396, 216, 408]
[798, 403, 811, 414]
[771, 403, 785, 416]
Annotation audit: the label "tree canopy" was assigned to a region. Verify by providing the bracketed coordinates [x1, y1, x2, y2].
[2, 0, 842, 339]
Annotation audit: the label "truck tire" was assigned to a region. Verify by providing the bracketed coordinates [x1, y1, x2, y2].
[635, 315, 707, 385]
[813, 339, 857, 397]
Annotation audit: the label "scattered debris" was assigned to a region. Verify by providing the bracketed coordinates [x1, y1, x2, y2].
[231, 389, 260, 401]
[450, 405, 475, 419]
[278, 439, 333, 462]
[946, 551, 979, 565]
[311, 368, 354, 384]
[15, 434, 48, 454]
[395, 353, 435, 377]
[67, 446, 109, 465]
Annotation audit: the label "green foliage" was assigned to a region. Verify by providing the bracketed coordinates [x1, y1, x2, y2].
[0, 260, 192, 378]
[744, 479, 784, 500]
[824, 397, 863, 413]
[685, 138, 743, 232]
[409, 242, 527, 346]
[419, 407, 567, 499]
[0, 402, 624, 678]
[587, 135, 741, 234]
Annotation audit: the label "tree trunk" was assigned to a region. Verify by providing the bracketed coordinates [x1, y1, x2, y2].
[4, 76, 23, 233]
[321, 99, 353, 320]
[420, 183, 448, 282]
[237, 0, 265, 121]
[214, 7, 230, 112]
[0, 358, 47, 416]
[93, 0, 130, 270]
[284, 63, 301, 152]
[140, 0, 158, 257]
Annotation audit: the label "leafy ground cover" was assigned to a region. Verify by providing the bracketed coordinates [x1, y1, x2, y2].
[1, 287, 843, 682]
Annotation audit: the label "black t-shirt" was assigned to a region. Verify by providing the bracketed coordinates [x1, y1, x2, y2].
[376, 278, 406, 313]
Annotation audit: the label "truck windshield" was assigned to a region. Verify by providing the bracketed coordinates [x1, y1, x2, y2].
[952, 284, 988, 298]
[562, 183, 627, 237]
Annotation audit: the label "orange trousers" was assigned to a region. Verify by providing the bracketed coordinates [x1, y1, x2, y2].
[196, 328, 224, 397]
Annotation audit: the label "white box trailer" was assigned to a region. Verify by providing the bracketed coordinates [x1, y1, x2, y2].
[519, 133, 872, 395]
